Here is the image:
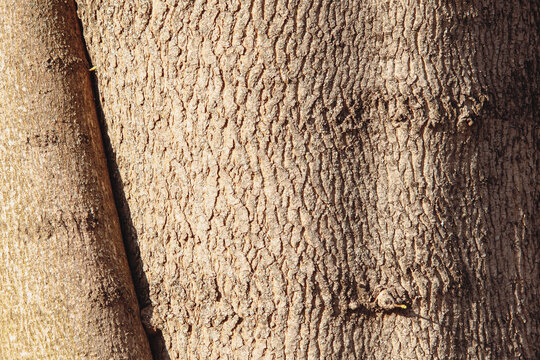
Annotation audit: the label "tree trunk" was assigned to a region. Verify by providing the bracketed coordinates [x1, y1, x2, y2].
[0, 1, 152, 359]
[76, 0, 538, 359]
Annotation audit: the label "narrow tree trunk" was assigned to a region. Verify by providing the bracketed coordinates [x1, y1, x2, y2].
[77, 0, 539, 359]
[0, 1, 152, 358]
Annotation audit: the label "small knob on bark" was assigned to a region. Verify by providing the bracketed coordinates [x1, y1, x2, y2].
[373, 284, 410, 311]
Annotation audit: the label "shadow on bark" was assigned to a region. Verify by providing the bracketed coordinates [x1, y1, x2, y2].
[90, 65, 171, 360]
[79, 18, 171, 360]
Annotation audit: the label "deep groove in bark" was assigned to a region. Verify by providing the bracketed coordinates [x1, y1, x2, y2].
[75, 8, 166, 360]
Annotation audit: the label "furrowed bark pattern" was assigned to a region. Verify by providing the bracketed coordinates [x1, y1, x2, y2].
[77, 0, 538, 358]
[0, 1, 152, 359]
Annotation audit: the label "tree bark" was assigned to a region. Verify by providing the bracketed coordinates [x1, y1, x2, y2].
[76, 0, 539, 359]
[0, 1, 152, 359]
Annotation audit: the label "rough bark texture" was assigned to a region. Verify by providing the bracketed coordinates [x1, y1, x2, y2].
[77, 0, 539, 359]
[0, 1, 152, 359]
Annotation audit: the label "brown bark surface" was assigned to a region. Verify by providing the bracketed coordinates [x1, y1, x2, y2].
[77, 0, 539, 359]
[0, 1, 152, 359]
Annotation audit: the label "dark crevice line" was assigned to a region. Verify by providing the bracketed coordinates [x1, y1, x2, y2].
[74, 5, 168, 359]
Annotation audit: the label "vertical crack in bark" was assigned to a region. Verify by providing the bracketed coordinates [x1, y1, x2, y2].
[74, 6, 164, 360]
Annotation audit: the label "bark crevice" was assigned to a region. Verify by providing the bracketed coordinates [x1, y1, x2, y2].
[75, 9, 169, 360]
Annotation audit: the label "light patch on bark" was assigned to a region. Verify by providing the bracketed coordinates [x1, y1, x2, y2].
[0, 1, 152, 358]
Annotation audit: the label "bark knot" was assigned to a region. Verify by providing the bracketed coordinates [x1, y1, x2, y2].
[373, 284, 410, 312]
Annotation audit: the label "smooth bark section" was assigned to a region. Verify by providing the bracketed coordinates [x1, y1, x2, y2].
[0, 1, 152, 359]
